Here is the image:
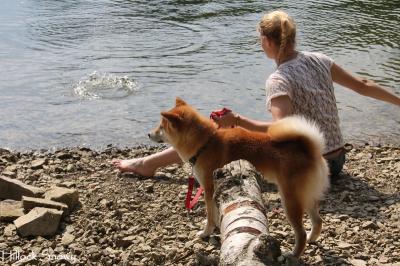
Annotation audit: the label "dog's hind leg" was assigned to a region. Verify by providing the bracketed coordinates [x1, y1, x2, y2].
[280, 187, 307, 258]
[306, 201, 322, 243]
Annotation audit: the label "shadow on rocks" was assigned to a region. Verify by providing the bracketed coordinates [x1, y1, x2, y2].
[260, 171, 398, 222]
[324, 172, 398, 220]
[312, 243, 352, 266]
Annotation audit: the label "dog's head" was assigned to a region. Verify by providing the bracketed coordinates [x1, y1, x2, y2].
[148, 97, 194, 145]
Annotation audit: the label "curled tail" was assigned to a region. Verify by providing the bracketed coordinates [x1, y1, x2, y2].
[267, 115, 325, 158]
[268, 115, 330, 203]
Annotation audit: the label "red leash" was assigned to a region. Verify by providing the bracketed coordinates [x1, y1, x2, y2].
[210, 107, 232, 120]
[185, 175, 204, 209]
[185, 108, 231, 210]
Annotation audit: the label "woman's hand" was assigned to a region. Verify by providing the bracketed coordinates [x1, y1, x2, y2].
[211, 109, 237, 128]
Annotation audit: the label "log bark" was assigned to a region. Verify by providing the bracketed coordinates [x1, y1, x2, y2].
[214, 160, 282, 266]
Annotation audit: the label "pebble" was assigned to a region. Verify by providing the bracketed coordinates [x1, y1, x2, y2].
[61, 232, 75, 246]
[350, 259, 367, 266]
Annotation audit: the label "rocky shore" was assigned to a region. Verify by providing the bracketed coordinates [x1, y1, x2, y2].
[0, 143, 399, 266]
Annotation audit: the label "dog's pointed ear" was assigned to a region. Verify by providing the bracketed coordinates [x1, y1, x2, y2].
[161, 111, 182, 126]
[175, 97, 187, 107]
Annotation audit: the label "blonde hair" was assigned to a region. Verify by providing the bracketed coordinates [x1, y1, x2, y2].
[258, 10, 296, 64]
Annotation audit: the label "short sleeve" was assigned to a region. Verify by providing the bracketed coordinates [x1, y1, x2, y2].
[313, 52, 334, 69]
[265, 74, 292, 111]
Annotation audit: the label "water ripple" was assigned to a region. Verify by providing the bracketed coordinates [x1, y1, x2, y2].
[1, 0, 399, 150]
[72, 72, 139, 100]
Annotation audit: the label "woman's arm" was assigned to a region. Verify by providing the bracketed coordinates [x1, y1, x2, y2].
[331, 63, 400, 106]
[213, 95, 293, 132]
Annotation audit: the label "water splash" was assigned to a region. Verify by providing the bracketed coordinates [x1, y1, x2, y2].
[73, 72, 139, 100]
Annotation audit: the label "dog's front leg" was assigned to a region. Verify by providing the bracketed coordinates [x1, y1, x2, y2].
[197, 175, 217, 238]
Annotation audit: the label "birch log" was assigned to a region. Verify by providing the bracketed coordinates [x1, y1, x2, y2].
[214, 160, 282, 266]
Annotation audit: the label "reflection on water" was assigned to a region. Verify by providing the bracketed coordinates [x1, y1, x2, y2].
[0, 0, 399, 150]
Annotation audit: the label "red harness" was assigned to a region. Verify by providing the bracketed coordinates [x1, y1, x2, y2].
[185, 108, 231, 210]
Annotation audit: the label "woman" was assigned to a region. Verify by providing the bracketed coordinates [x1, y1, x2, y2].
[113, 10, 400, 180]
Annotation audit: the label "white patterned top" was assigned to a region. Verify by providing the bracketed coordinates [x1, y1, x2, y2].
[266, 51, 344, 154]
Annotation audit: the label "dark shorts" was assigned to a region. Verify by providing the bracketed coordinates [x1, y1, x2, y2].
[326, 149, 346, 180]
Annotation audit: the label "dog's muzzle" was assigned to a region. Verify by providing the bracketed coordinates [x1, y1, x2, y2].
[148, 132, 164, 143]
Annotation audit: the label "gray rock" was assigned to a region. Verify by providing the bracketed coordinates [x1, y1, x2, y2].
[30, 158, 47, 169]
[2, 170, 16, 177]
[22, 196, 69, 214]
[0, 176, 44, 200]
[59, 181, 76, 188]
[0, 199, 25, 222]
[196, 252, 218, 266]
[4, 223, 17, 236]
[116, 236, 136, 248]
[361, 221, 379, 230]
[44, 186, 79, 209]
[56, 152, 73, 160]
[61, 232, 75, 246]
[5, 164, 18, 171]
[350, 259, 367, 266]
[14, 207, 63, 237]
[66, 164, 74, 172]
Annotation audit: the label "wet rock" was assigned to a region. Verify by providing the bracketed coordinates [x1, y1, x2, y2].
[14, 207, 63, 237]
[0, 176, 44, 200]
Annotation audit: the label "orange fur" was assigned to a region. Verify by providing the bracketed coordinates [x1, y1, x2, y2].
[149, 98, 330, 257]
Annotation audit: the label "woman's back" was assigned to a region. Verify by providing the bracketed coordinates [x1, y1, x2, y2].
[266, 51, 344, 153]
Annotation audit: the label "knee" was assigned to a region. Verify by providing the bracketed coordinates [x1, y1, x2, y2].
[328, 152, 346, 179]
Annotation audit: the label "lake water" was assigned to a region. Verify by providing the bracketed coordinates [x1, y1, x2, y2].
[1, 0, 399, 150]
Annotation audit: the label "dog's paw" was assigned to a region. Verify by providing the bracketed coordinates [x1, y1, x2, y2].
[306, 231, 319, 243]
[196, 224, 215, 239]
[196, 230, 211, 239]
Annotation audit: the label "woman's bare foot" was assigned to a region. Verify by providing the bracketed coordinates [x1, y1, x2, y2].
[112, 158, 156, 177]
[112, 147, 182, 177]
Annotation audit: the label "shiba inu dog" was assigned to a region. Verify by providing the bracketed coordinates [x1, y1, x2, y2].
[149, 97, 329, 257]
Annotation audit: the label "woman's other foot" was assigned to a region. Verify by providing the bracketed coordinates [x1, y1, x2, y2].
[112, 158, 156, 177]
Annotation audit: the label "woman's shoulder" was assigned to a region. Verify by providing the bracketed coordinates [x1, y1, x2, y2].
[266, 69, 292, 90]
[301, 51, 334, 66]
[267, 69, 287, 83]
